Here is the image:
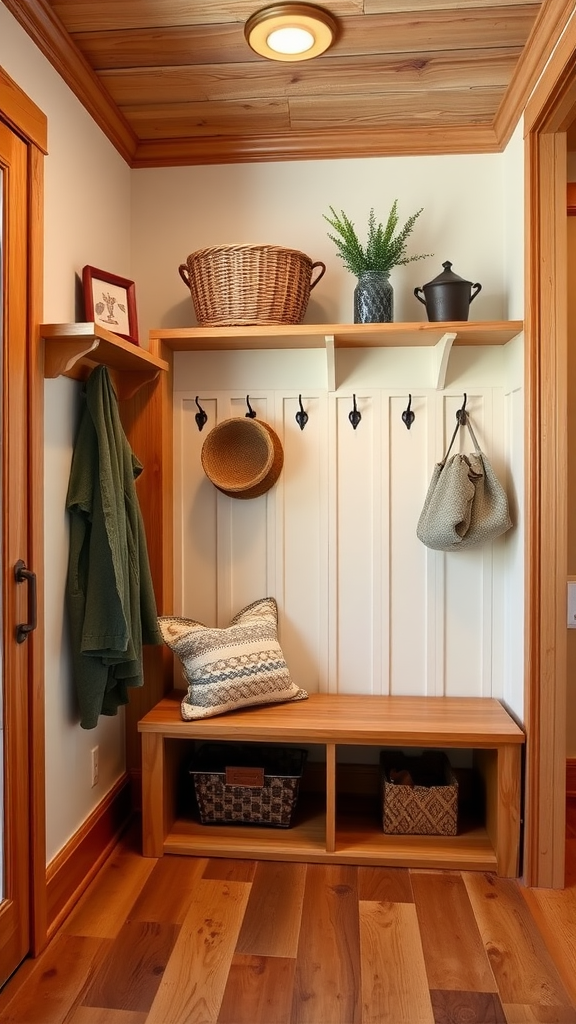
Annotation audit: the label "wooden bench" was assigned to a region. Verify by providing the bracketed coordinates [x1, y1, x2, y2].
[138, 691, 525, 876]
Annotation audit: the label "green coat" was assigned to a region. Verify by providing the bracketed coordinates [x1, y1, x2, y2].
[66, 366, 162, 729]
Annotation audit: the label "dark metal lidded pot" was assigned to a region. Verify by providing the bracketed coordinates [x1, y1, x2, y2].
[414, 261, 482, 322]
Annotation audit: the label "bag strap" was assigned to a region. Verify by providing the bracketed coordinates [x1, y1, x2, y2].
[463, 416, 482, 454]
[440, 413, 482, 467]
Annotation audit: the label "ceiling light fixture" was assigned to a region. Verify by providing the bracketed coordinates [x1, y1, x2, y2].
[245, 3, 337, 62]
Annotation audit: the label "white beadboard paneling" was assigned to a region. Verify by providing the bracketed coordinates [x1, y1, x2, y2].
[389, 394, 429, 696]
[438, 392, 501, 697]
[218, 395, 274, 620]
[331, 391, 383, 695]
[219, 491, 271, 619]
[442, 393, 486, 697]
[338, 347, 433, 391]
[503, 383, 525, 718]
[488, 387, 511, 700]
[439, 347, 506, 391]
[173, 348, 327, 392]
[328, 345, 507, 393]
[174, 395, 218, 622]
[444, 547, 486, 696]
[171, 350, 519, 708]
[276, 393, 328, 694]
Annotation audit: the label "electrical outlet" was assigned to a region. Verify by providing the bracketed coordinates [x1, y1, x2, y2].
[91, 746, 99, 787]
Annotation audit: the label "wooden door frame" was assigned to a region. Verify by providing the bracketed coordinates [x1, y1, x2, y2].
[523, 13, 576, 888]
[0, 66, 47, 952]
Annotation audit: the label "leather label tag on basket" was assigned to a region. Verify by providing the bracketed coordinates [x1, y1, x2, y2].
[225, 766, 265, 788]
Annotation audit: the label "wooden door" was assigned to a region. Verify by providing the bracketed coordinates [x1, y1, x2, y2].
[522, 15, 576, 888]
[0, 119, 33, 986]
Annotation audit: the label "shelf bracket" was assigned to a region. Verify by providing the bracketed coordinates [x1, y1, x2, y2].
[433, 331, 458, 390]
[113, 369, 162, 402]
[43, 338, 100, 379]
[325, 334, 336, 392]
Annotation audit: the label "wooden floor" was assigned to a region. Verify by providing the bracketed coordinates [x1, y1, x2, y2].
[1, 801, 576, 1024]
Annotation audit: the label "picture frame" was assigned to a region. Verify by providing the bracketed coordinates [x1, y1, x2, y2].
[82, 265, 139, 345]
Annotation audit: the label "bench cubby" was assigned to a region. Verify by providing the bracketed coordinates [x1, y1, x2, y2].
[138, 691, 524, 876]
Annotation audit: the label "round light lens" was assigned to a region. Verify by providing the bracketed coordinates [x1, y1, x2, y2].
[267, 26, 315, 54]
[244, 4, 337, 62]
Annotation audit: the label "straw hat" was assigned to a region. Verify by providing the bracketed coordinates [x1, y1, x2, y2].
[201, 417, 284, 499]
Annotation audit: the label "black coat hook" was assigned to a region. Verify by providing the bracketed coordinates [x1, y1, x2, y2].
[245, 395, 257, 419]
[456, 393, 468, 425]
[195, 396, 208, 432]
[295, 395, 308, 431]
[349, 394, 361, 430]
[402, 394, 415, 430]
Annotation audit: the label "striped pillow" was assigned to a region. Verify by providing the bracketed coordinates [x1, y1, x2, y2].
[158, 597, 308, 721]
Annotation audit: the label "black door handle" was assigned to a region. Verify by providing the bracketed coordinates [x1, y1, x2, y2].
[15, 559, 37, 644]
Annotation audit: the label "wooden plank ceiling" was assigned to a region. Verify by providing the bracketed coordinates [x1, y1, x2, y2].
[3, 0, 566, 166]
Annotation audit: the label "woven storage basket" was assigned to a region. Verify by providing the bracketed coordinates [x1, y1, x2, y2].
[189, 742, 307, 827]
[380, 750, 458, 836]
[178, 244, 326, 327]
[201, 417, 283, 497]
[219, 420, 283, 499]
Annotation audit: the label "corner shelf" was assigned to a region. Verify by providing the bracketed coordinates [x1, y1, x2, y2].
[41, 322, 169, 400]
[151, 320, 523, 391]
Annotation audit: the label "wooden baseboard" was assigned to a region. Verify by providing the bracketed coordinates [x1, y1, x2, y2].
[567, 759, 576, 798]
[45, 774, 132, 939]
[128, 767, 142, 812]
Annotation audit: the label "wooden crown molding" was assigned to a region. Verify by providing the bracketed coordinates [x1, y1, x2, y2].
[495, 0, 576, 147]
[524, 4, 576, 134]
[2, 0, 137, 164]
[131, 124, 500, 169]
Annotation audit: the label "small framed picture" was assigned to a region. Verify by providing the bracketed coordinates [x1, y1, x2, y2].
[82, 265, 139, 345]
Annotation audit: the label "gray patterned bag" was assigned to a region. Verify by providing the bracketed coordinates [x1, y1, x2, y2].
[417, 415, 512, 551]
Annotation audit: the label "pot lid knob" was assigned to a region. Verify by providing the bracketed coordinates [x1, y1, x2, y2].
[425, 261, 472, 287]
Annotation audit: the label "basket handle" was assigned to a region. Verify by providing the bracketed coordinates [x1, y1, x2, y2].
[178, 263, 191, 288]
[310, 261, 326, 291]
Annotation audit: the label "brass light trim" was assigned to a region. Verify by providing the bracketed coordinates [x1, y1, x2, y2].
[245, 3, 337, 62]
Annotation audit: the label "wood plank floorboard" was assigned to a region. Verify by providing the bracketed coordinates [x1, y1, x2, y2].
[291, 864, 361, 1024]
[1, 811, 576, 1023]
[412, 870, 497, 994]
[217, 954, 296, 1024]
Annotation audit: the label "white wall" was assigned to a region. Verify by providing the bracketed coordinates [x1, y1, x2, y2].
[131, 154, 507, 339]
[0, 5, 132, 863]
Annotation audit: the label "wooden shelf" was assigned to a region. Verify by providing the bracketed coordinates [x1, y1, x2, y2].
[151, 320, 523, 390]
[164, 799, 496, 870]
[151, 320, 523, 350]
[42, 322, 169, 400]
[138, 692, 524, 875]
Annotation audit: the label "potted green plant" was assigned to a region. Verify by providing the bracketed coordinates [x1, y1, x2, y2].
[323, 202, 431, 323]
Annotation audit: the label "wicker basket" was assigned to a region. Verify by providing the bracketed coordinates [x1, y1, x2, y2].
[218, 420, 284, 499]
[201, 417, 283, 497]
[178, 244, 326, 327]
[380, 750, 458, 836]
[189, 743, 307, 827]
